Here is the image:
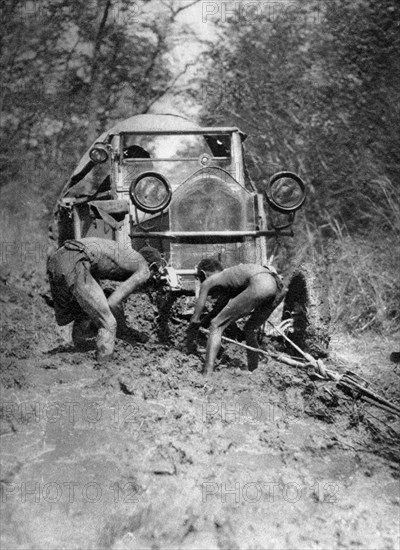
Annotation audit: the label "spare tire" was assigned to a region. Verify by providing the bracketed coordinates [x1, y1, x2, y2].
[282, 261, 331, 358]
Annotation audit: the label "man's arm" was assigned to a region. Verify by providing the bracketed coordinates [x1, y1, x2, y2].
[107, 262, 150, 313]
[197, 294, 230, 328]
[190, 272, 225, 323]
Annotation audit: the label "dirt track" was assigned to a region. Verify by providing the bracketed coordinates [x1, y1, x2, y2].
[1, 277, 399, 550]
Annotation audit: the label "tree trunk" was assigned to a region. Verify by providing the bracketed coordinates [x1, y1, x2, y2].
[86, 0, 112, 145]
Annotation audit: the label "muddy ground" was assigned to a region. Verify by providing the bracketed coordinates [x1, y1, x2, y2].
[0, 274, 399, 550]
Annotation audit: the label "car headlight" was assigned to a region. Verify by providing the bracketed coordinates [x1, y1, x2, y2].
[266, 171, 306, 213]
[89, 143, 109, 164]
[129, 172, 172, 214]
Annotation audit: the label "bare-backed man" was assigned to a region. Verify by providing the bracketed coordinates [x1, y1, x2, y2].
[187, 259, 285, 375]
[47, 238, 150, 361]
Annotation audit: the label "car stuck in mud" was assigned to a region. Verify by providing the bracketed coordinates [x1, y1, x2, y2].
[2, 117, 398, 550]
[49, 114, 329, 354]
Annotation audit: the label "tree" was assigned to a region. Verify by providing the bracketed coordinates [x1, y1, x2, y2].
[198, 0, 400, 236]
[197, 0, 400, 330]
[0, 0, 200, 213]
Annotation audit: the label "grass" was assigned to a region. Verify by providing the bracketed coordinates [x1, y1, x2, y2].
[285, 213, 400, 334]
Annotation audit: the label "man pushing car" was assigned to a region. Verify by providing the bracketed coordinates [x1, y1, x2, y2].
[47, 238, 150, 362]
[187, 259, 285, 375]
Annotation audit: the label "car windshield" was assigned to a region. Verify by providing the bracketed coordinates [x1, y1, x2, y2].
[120, 133, 233, 189]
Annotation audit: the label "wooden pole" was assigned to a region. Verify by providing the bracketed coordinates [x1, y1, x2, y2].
[199, 327, 400, 417]
[199, 328, 308, 369]
[266, 320, 317, 365]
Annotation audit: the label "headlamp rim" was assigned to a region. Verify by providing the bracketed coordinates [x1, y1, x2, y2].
[88, 142, 109, 164]
[129, 171, 172, 214]
[266, 171, 306, 213]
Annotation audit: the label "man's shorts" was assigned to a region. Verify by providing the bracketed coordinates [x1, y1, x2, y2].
[47, 241, 93, 326]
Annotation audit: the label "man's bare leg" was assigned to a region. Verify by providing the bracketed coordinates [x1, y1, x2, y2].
[244, 290, 285, 371]
[203, 289, 260, 374]
[73, 266, 117, 362]
[203, 323, 224, 375]
[244, 303, 275, 371]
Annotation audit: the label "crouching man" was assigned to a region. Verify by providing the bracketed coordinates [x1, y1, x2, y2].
[187, 259, 285, 375]
[47, 238, 150, 362]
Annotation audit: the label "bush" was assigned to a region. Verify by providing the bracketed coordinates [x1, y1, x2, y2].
[326, 236, 400, 333]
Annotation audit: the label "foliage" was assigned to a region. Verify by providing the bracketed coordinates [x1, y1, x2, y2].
[198, 0, 400, 331]
[199, 0, 400, 233]
[0, 0, 201, 267]
[0, 0, 195, 210]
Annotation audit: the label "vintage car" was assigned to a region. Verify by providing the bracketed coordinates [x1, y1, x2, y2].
[51, 114, 305, 288]
[50, 114, 329, 354]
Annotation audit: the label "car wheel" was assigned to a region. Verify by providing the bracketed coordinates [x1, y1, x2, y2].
[281, 261, 331, 358]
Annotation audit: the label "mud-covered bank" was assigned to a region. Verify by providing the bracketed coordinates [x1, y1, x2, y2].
[1, 278, 399, 550]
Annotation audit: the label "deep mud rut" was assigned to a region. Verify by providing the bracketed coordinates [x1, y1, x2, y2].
[1, 278, 399, 550]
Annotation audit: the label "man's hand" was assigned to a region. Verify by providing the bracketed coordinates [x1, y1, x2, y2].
[186, 320, 201, 354]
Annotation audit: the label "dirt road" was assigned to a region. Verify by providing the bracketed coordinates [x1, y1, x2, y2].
[1, 278, 399, 550]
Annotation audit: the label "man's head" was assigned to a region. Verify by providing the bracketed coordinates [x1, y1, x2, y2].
[139, 246, 163, 271]
[196, 258, 223, 283]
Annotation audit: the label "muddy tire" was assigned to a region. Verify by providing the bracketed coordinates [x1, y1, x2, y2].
[282, 261, 331, 358]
